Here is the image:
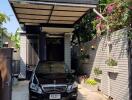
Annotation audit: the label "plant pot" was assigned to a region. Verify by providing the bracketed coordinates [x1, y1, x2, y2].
[84, 59, 89, 63]
[94, 75, 102, 80]
[80, 59, 89, 64]
[107, 66, 118, 73]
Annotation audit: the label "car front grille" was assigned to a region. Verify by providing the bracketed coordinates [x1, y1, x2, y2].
[42, 85, 67, 93]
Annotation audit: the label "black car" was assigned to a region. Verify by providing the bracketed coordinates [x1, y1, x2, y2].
[29, 61, 78, 100]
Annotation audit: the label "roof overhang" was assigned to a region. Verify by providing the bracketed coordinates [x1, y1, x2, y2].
[9, 0, 98, 33]
[42, 27, 74, 34]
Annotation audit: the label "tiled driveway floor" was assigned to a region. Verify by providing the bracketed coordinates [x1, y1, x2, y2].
[12, 81, 107, 100]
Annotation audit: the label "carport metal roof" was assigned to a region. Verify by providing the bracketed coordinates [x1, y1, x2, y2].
[9, 0, 98, 33]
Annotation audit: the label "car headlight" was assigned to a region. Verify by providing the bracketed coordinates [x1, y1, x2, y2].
[30, 83, 43, 94]
[67, 82, 78, 93]
[30, 75, 43, 94]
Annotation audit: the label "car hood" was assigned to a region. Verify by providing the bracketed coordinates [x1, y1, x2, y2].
[35, 73, 74, 84]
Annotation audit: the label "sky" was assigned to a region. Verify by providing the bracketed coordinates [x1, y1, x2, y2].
[0, 0, 20, 34]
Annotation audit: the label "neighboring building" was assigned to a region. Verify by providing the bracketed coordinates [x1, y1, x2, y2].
[81, 28, 130, 100]
[0, 34, 20, 76]
[0, 34, 14, 48]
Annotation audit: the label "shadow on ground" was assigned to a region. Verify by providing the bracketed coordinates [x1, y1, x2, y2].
[12, 81, 107, 100]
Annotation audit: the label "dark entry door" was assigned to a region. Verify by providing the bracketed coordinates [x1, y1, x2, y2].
[46, 38, 64, 61]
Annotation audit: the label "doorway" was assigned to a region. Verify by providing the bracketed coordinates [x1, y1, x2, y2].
[46, 38, 64, 61]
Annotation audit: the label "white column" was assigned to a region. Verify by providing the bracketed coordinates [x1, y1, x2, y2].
[19, 34, 27, 78]
[64, 33, 72, 71]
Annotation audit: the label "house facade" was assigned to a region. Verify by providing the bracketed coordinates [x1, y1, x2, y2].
[9, 0, 99, 78]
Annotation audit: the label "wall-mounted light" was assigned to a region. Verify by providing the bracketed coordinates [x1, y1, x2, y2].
[80, 48, 84, 52]
[91, 45, 96, 50]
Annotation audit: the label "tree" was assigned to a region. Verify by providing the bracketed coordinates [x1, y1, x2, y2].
[0, 12, 8, 35]
[93, 0, 131, 36]
[73, 9, 96, 43]
[0, 12, 9, 47]
[10, 28, 20, 49]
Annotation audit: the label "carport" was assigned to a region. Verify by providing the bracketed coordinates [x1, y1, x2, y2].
[9, 0, 98, 78]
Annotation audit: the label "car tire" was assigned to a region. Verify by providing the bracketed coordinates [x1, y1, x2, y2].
[29, 94, 32, 100]
[29, 92, 33, 100]
[70, 97, 77, 100]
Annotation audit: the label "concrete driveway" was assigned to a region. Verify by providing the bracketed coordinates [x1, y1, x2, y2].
[12, 81, 107, 100]
[77, 85, 107, 100]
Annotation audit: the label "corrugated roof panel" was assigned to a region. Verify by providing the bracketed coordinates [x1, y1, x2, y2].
[50, 16, 79, 21]
[49, 20, 74, 24]
[20, 19, 47, 23]
[13, 3, 53, 9]
[15, 8, 51, 15]
[54, 6, 89, 11]
[52, 11, 85, 17]
[9, 0, 98, 27]
[18, 14, 49, 20]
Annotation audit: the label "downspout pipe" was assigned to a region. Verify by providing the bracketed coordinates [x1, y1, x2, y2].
[93, 8, 110, 48]
[93, 8, 107, 22]
[93, 8, 110, 41]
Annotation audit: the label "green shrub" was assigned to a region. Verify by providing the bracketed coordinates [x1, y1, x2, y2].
[80, 53, 90, 60]
[106, 58, 117, 66]
[94, 67, 102, 76]
[85, 79, 97, 86]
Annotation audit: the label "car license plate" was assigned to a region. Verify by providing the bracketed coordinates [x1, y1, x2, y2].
[49, 94, 61, 99]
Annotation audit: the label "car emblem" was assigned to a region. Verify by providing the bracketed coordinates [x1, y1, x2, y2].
[53, 80, 56, 90]
[53, 80, 56, 84]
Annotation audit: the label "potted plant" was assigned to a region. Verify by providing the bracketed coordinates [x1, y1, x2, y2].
[106, 58, 118, 73]
[80, 53, 90, 63]
[94, 67, 102, 79]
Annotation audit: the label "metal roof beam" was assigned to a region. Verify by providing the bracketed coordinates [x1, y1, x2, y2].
[40, 23, 74, 28]
[16, 13, 81, 17]
[10, 0, 97, 8]
[47, 5, 54, 23]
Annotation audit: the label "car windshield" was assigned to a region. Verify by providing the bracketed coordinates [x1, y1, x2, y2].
[36, 62, 66, 74]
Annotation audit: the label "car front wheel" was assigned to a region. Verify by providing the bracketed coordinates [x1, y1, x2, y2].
[29, 94, 32, 100]
[70, 97, 77, 100]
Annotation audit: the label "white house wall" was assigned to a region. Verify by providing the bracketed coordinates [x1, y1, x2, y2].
[82, 28, 129, 100]
[20, 34, 27, 78]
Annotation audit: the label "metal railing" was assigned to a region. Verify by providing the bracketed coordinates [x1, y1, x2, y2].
[12, 60, 20, 77]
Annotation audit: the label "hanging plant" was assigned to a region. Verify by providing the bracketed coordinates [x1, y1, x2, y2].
[106, 58, 118, 66]
[94, 67, 102, 76]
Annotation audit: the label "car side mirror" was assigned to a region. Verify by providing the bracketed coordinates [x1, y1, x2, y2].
[71, 70, 75, 74]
